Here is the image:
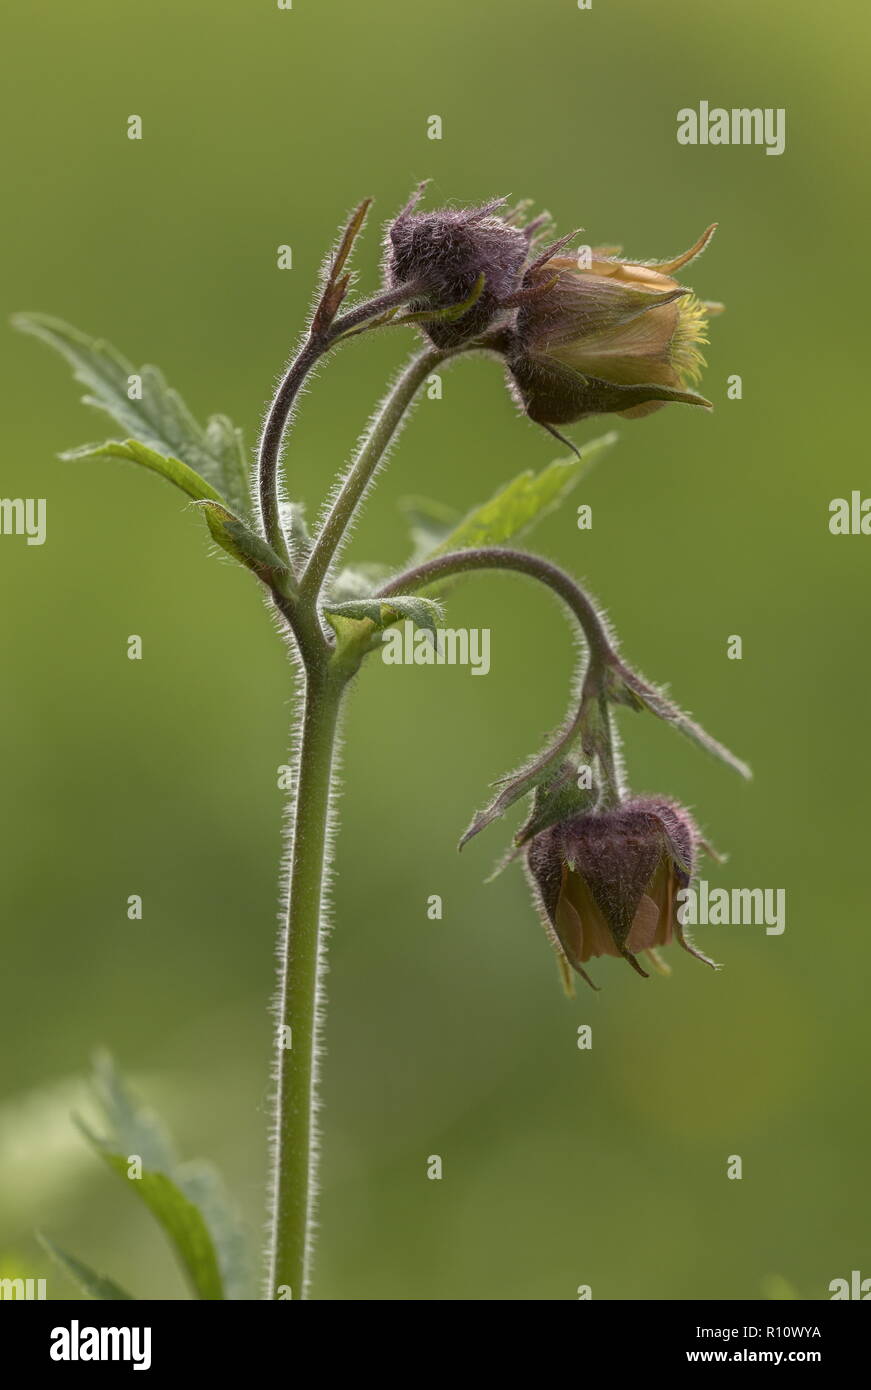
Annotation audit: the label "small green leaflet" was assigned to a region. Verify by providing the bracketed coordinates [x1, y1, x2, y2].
[197, 501, 291, 589]
[13, 313, 250, 515]
[323, 594, 444, 644]
[38, 1235, 135, 1301]
[68, 1054, 250, 1301]
[84, 1149, 225, 1301]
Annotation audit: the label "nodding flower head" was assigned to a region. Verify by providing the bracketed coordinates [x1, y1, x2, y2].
[384, 185, 535, 348]
[524, 796, 717, 989]
[505, 225, 721, 431]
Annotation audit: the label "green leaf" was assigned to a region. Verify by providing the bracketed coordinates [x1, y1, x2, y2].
[77, 1054, 250, 1301]
[399, 495, 461, 560]
[62, 439, 226, 505]
[177, 1165, 248, 1300]
[321, 608, 378, 657]
[425, 431, 616, 562]
[82, 1147, 225, 1300]
[38, 1235, 135, 1301]
[13, 313, 250, 514]
[323, 594, 445, 674]
[178, 1164, 249, 1303]
[197, 501, 291, 589]
[89, 1050, 176, 1170]
[323, 594, 444, 642]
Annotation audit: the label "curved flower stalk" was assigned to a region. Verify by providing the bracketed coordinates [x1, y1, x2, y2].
[376, 546, 748, 989]
[13, 182, 746, 1301]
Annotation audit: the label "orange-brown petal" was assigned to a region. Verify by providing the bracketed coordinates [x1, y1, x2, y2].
[557, 868, 621, 963]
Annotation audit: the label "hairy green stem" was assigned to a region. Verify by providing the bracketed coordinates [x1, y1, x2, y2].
[258, 338, 323, 565]
[264, 343, 478, 1299]
[267, 659, 345, 1300]
[377, 546, 618, 809]
[300, 346, 451, 603]
[378, 546, 618, 664]
[256, 284, 423, 569]
[264, 340, 448, 1299]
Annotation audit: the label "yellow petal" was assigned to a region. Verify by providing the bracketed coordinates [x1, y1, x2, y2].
[626, 893, 660, 953]
[557, 870, 621, 963]
[551, 299, 685, 385]
[607, 262, 679, 291]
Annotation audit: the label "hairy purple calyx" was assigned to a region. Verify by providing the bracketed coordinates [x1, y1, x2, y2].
[385, 189, 532, 348]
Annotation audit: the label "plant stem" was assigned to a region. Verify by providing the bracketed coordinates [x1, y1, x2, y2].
[267, 659, 345, 1300]
[377, 546, 618, 831]
[256, 284, 424, 570]
[378, 546, 618, 664]
[258, 338, 323, 565]
[300, 346, 450, 603]
[263, 340, 462, 1300]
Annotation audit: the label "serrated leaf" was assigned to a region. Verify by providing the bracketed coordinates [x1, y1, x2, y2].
[38, 1235, 135, 1301]
[425, 432, 616, 563]
[197, 500, 291, 589]
[90, 1050, 176, 1170]
[62, 439, 225, 505]
[13, 313, 250, 514]
[78, 1054, 250, 1301]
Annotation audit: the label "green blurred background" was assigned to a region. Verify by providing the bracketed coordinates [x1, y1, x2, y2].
[1, 0, 868, 1301]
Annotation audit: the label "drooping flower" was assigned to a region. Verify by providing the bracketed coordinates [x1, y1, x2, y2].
[525, 797, 717, 989]
[506, 228, 718, 425]
[505, 226, 720, 433]
[384, 187, 722, 437]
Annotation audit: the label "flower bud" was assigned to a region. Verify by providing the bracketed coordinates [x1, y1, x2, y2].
[384, 186, 530, 348]
[506, 226, 719, 427]
[525, 797, 715, 987]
